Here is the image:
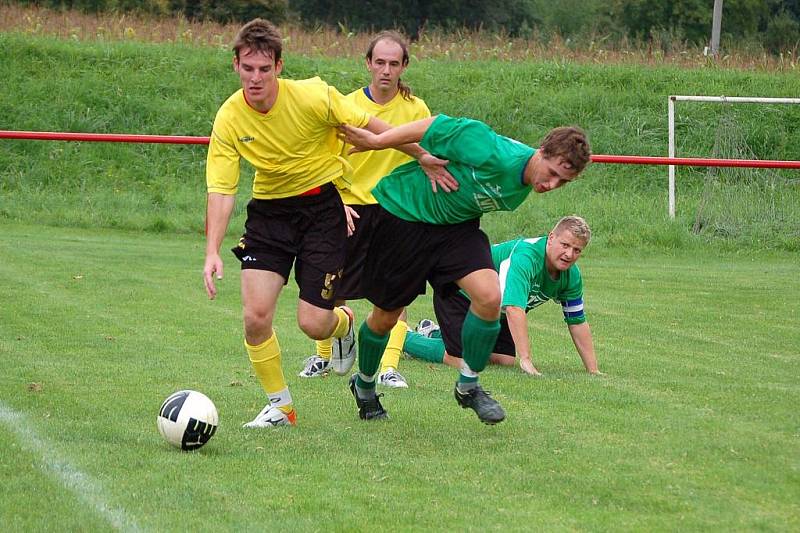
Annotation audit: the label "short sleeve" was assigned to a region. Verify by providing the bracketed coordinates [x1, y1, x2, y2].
[420, 114, 495, 167]
[559, 268, 586, 324]
[498, 253, 538, 310]
[206, 117, 241, 195]
[327, 85, 370, 127]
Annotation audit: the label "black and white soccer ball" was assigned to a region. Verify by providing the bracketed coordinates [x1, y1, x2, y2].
[157, 390, 218, 451]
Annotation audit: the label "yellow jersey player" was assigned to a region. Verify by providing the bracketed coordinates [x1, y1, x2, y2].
[298, 31, 430, 390]
[203, 19, 454, 429]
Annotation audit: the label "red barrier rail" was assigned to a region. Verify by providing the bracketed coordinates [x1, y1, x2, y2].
[0, 130, 210, 145]
[590, 154, 800, 169]
[2, 130, 799, 169]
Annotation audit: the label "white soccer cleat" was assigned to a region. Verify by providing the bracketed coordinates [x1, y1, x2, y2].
[242, 405, 297, 428]
[416, 318, 440, 338]
[298, 355, 330, 378]
[331, 306, 357, 376]
[379, 368, 409, 389]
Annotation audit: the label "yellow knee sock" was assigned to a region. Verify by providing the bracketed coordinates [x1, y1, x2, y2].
[331, 306, 351, 338]
[316, 338, 333, 361]
[380, 320, 408, 373]
[246, 332, 293, 414]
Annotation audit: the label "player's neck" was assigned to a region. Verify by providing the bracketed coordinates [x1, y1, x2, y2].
[368, 83, 398, 105]
[523, 152, 540, 186]
[243, 81, 279, 114]
[544, 258, 560, 280]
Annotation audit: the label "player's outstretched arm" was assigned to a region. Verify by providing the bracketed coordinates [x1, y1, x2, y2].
[204, 192, 235, 300]
[568, 322, 602, 374]
[346, 116, 457, 192]
[344, 116, 437, 151]
[505, 306, 542, 376]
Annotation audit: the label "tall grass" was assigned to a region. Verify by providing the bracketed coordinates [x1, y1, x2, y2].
[1, 2, 798, 70]
[1, 32, 799, 250]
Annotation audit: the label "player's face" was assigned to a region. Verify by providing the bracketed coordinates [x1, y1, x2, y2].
[546, 230, 586, 272]
[530, 155, 578, 193]
[366, 39, 406, 94]
[234, 48, 283, 111]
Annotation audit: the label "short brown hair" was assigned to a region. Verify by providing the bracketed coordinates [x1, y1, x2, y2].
[539, 127, 591, 173]
[233, 19, 282, 62]
[552, 215, 591, 244]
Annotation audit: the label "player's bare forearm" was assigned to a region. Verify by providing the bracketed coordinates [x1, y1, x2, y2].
[361, 116, 437, 150]
[204, 192, 235, 299]
[568, 322, 600, 374]
[356, 116, 456, 192]
[205, 193, 235, 254]
[506, 306, 541, 375]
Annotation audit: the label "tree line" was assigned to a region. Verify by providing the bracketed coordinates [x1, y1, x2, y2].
[10, 0, 800, 53]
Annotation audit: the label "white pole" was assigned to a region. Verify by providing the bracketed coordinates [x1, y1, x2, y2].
[668, 96, 676, 219]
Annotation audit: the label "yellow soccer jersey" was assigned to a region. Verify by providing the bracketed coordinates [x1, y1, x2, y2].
[336, 89, 430, 205]
[206, 77, 370, 199]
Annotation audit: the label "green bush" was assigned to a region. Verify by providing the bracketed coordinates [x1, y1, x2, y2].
[764, 10, 800, 54]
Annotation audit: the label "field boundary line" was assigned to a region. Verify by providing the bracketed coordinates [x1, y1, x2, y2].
[0, 401, 143, 533]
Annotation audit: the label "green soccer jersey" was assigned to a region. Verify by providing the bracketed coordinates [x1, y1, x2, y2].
[371, 114, 536, 224]
[493, 236, 586, 325]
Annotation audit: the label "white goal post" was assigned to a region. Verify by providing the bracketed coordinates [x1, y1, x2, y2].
[667, 95, 800, 218]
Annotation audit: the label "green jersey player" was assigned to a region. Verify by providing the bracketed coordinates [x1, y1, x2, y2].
[406, 216, 601, 376]
[340, 116, 591, 424]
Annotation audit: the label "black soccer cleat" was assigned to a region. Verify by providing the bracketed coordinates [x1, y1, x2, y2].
[454, 383, 506, 425]
[349, 375, 389, 420]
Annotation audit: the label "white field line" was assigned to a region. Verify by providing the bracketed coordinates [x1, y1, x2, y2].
[0, 401, 143, 532]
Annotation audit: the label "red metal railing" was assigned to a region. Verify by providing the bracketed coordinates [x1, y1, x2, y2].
[2, 130, 800, 168]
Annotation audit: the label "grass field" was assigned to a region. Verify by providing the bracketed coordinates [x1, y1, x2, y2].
[1, 223, 798, 531]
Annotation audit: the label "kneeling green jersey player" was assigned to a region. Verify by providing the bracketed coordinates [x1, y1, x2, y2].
[406, 216, 601, 376]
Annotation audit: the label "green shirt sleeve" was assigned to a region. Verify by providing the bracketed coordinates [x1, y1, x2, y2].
[559, 267, 586, 325]
[420, 114, 496, 167]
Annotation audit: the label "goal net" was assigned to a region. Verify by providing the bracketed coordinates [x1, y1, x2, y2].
[668, 96, 800, 248]
[692, 113, 800, 244]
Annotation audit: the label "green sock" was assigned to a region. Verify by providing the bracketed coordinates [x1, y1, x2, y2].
[356, 321, 389, 390]
[461, 310, 500, 374]
[403, 331, 445, 363]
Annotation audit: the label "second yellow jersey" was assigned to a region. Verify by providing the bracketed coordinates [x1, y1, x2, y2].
[336, 89, 430, 205]
[206, 77, 370, 199]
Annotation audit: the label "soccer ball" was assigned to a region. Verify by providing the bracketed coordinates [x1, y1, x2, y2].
[157, 390, 218, 451]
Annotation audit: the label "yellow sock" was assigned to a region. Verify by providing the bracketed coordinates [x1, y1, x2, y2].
[380, 320, 408, 373]
[316, 338, 332, 361]
[246, 332, 292, 414]
[331, 306, 351, 338]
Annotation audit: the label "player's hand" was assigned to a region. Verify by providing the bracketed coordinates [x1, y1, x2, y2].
[339, 124, 381, 153]
[203, 253, 224, 299]
[419, 153, 458, 193]
[519, 358, 542, 376]
[344, 205, 360, 237]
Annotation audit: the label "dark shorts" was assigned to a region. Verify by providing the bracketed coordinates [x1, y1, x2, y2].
[231, 183, 346, 310]
[434, 290, 516, 358]
[361, 206, 494, 311]
[337, 204, 381, 301]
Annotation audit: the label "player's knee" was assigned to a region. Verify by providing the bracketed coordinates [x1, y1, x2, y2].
[367, 309, 399, 335]
[244, 308, 274, 333]
[470, 289, 501, 319]
[297, 314, 329, 340]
